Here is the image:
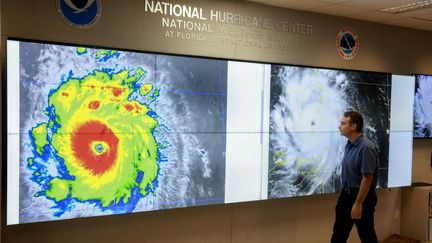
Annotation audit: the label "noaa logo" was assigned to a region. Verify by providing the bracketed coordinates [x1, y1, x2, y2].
[336, 27, 360, 60]
[57, 0, 101, 28]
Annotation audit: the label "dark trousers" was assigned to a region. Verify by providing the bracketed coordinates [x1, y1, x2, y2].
[330, 188, 378, 243]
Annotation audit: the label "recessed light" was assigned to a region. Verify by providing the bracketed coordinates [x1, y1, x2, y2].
[380, 0, 432, 13]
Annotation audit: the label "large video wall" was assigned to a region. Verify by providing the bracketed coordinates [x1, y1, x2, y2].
[6, 39, 414, 225]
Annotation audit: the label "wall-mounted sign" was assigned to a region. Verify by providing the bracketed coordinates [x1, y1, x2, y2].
[336, 27, 359, 60]
[144, 0, 313, 52]
[57, 0, 101, 28]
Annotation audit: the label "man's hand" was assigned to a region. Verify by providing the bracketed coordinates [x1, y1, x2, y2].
[352, 173, 373, 219]
[351, 202, 362, 219]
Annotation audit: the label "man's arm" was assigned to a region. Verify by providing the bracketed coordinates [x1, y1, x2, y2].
[351, 173, 374, 219]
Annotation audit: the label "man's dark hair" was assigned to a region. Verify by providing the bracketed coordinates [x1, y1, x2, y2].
[344, 111, 363, 132]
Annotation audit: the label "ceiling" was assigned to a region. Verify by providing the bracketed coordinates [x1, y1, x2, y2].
[246, 0, 432, 31]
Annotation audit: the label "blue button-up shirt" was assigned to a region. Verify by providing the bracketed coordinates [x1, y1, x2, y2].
[341, 135, 379, 189]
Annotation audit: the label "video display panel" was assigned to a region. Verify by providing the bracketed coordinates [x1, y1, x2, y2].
[7, 40, 227, 224]
[414, 74, 432, 138]
[267, 66, 391, 198]
[6, 39, 414, 224]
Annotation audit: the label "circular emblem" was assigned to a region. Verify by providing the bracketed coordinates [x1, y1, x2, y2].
[57, 0, 101, 28]
[336, 27, 360, 60]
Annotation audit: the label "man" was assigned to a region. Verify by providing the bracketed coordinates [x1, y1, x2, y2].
[331, 111, 379, 243]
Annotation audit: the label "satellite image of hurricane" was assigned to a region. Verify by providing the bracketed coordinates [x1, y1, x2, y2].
[268, 66, 391, 198]
[414, 75, 432, 138]
[18, 41, 227, 223]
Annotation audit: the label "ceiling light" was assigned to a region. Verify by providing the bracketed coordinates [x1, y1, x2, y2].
[411, 16, 432, 22]
[380, 0, 432, 13]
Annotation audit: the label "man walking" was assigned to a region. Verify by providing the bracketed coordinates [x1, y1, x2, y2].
[331, 111, 379, 243]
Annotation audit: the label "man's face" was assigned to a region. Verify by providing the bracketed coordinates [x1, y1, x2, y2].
[338, 116, 355, 137]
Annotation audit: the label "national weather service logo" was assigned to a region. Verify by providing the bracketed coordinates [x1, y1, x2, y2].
[336, 27, 360, 60]
[57, 0, 101, 28]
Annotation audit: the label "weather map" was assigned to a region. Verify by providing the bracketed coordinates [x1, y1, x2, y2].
[30, 67, 159, 210]
[268, 66, 391, 198]
[16, 41, 227, 223]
